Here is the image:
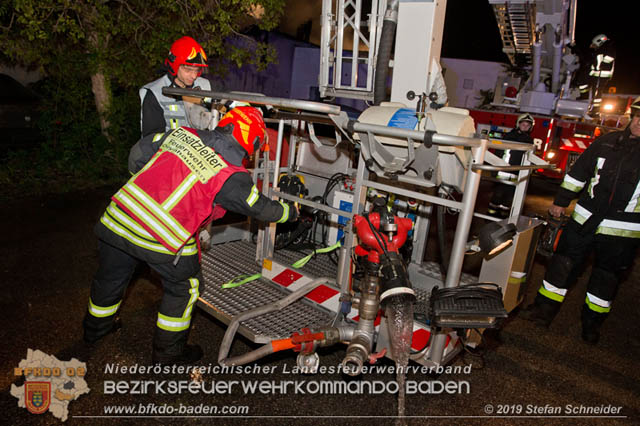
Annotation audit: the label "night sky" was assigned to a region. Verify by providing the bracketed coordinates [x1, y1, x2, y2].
[442, 0, 639, 94]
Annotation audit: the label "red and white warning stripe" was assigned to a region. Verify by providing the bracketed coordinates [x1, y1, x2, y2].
[562, 138, 587, 150]
[261, 260, 341, 314]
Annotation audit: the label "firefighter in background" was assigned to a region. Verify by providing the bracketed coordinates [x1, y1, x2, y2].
[83, 107, 298, 364]
[577, 34, 615, 108]
[487, 113, 535, 218]
[522, 97, 640, 345]
[140, 36, 212, 137]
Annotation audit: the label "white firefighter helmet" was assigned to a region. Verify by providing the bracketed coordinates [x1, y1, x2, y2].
[516, 113, 535, 129]
[591, 34, 609, 48]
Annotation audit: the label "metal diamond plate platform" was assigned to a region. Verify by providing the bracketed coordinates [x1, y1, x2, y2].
[198, 240, 335, 343]
[198, 241, 463, 343]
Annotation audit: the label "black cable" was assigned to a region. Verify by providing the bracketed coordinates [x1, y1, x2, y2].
[431, 283, 503, 301]
[364, 213, 390, 258]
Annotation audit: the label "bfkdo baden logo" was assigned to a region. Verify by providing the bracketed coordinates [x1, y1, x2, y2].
[11, 349, 90, 422]
[25, 381, 51, 414]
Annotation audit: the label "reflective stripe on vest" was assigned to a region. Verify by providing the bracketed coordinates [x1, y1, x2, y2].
[100, 202, 198, 256]
[113, 186, 186, 251]
[162, 174, 199, 212]
[140, 75, 211, 132]
[112, 128, 243, 253]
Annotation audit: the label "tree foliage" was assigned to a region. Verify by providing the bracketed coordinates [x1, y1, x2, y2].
[2, 0, 285, 90]
[0, 0, 285, 196]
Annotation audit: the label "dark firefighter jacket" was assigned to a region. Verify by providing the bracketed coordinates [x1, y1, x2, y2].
[589, 42, 615, 79]
[555, 128, 640, 237]
[493, 128, 534, 181]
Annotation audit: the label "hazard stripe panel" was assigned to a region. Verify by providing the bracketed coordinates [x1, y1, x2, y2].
[267, 264, 341, 313]
[272, 269, 303, 287]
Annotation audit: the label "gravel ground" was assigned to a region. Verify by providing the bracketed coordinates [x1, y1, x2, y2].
[1, 178, 638, 425]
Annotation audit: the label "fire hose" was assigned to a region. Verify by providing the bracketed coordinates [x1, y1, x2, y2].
[217, 277, 354, 366]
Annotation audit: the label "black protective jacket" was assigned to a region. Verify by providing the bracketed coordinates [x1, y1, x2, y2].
[494, 128, 534, 166]
[555, 128, 640, 237]
[492, 128, 534, 182]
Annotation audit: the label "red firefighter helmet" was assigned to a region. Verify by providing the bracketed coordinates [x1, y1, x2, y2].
[165, 36, 208, 77]
[217, 107, 266, 157]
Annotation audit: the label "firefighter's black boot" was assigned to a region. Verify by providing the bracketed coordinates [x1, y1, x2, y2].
[152, 343, 203, 365]
[83, 314, 123, 344]
[581, 305, 605, 346]
[520, 295, 561, 328]
[152, 327, 203, 365]
[581, 328, 599, 345]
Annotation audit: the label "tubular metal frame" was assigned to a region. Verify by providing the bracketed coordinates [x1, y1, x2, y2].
[168, 88, 549, 365]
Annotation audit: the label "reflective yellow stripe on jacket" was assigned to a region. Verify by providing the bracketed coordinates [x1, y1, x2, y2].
[100, 202, 197, 256]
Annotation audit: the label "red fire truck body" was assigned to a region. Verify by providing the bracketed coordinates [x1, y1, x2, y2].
[469, 103, 630, 180]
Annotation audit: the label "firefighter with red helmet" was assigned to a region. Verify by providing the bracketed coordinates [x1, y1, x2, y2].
[521, 97, 640, 345]
[140, 36, 212, 137]
[83, 107, 298, 364]
[487, 113, 535, 218]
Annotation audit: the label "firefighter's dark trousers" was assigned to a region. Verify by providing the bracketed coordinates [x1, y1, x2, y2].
[534, 219, 639, 330]
[489, 183, 515, 217]
[83, 240, 201, 360]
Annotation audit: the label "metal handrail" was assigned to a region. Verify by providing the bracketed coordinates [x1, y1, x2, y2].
[162, 87, 341, 115]
[473, 163, 553, 171]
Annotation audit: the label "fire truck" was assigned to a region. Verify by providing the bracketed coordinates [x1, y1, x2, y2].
[467, 1, 633, 180]
[470, 109, 596, 180]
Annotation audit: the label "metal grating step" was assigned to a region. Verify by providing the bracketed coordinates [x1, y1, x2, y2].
[198, 241, 446, 341]
[199, 241, 334, 343]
